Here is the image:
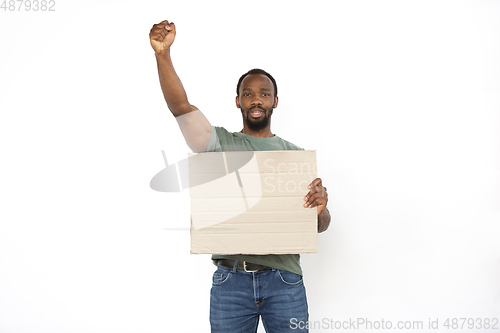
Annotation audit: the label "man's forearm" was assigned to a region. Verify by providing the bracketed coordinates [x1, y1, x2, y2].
[155, 49, 195, 117]
[318, 207, 331, 233]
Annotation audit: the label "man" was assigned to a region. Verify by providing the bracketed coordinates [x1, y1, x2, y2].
[150, 20, 331, 333]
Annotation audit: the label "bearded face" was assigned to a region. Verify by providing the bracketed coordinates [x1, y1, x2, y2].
[237, 74, 277, 133]
[240, 105, 273, 132]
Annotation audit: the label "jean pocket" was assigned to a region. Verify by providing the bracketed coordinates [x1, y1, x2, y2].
[277, 270, 303, 286]
[212, 267, 232, 286]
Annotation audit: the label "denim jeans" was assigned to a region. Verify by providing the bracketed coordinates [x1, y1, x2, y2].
[210, 261, 309, 333]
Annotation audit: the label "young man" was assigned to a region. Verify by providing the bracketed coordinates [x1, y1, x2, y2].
[150, 20, 331, 333]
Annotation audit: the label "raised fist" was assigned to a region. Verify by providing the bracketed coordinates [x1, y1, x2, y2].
[149, 20, 176, 54]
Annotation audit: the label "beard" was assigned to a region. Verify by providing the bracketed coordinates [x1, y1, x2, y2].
[241, 106, 273, 132]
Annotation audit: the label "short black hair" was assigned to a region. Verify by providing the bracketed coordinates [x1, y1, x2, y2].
[236, 68, 278, 97]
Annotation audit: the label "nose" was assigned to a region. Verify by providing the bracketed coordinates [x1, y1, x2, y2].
[251, 95, 262, 106]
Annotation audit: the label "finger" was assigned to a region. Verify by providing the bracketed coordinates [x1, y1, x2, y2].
[307, 177, 322, 190]
[150, 31, 165, 42]
[156, 21, 171, 33]
[305, 190, 328, 207]
[158, 27, 167, 38]
[304, 192, 321, 207]
[151, 27, 166, 38]
[150, 26, 165, 36]
[312, 196, 328, 208]
[303, 188, 316, 202]
[304, 185, 326, 202]
[305, 195, 327, 208]
[308, 185, 323, 195]
[154, 21, 168, 31]
[166, 21, 175, 31]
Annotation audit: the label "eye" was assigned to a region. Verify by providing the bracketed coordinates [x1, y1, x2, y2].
[244, 93, 251, 97]
[262, 93, 270, 97]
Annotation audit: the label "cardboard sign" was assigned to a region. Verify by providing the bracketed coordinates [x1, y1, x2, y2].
[188, 150, 318, 254]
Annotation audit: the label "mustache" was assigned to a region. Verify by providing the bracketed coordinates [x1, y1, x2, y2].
[249, 107, 264, 112]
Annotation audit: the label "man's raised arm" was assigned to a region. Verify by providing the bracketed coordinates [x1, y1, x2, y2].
[149, 20, 212, 152]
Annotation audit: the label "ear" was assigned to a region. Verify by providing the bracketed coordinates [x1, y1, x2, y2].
[273, 96, 279, 108]
[235, 95, 240, 108]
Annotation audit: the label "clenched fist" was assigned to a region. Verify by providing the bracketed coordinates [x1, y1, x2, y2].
[149, 20, 176, 54]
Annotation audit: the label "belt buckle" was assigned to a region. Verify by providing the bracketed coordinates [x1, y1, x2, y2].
[243, 261, 258, 272]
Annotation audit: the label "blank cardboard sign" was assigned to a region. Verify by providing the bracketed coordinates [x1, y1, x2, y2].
[188, 150, 318, 254]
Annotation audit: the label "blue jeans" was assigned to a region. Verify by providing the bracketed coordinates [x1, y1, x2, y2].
[210, 261, 309, 333]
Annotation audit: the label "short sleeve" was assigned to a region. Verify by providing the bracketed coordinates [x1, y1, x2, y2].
[206, 126, 221, 152]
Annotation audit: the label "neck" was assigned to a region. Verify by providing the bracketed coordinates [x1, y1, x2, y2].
[241, 126, 274, 138]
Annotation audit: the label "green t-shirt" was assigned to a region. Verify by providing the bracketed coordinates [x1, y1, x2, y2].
[206, 126, 306, 276]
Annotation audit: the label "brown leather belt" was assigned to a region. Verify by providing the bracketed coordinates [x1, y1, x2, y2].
[217, 259, 272, 272]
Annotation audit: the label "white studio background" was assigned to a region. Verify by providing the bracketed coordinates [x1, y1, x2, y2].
[0, 0, 499, 332]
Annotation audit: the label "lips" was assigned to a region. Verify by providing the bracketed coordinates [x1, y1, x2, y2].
[250, 108, 264, 118]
